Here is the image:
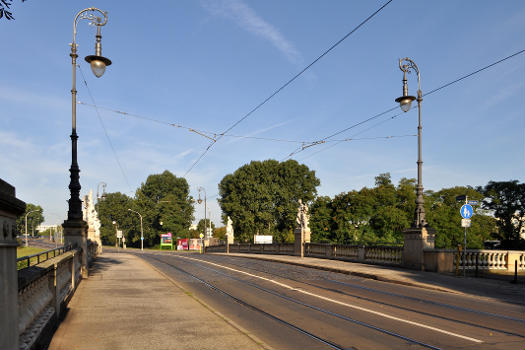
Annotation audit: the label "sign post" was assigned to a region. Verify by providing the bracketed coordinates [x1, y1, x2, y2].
[459, 197, 475, 277]
[199, 233, 204, 254]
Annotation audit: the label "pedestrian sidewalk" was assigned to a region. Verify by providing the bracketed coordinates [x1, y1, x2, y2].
[48, 252, 267, 350]
[215, 253, 525, 306]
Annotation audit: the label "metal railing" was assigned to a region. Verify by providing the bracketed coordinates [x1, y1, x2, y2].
[17, 245, 72, 270]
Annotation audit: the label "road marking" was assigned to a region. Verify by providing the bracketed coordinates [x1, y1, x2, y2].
[179, 255, 483, 343]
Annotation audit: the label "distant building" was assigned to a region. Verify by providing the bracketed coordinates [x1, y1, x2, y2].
[36, 224, 59, 232]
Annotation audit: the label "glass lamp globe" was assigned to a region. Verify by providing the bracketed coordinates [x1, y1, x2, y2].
[395, 95, 416, 113]
[85, 55, 112, 78]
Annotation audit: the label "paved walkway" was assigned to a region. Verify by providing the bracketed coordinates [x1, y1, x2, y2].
[215, 253, 525, 306]
[48, 252, 267, 350]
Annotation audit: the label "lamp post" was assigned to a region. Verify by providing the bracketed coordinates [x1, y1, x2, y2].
[395, 58, 426, 228]
[128, 209, 144, 251]
[97, 182, 107, 202]
[24, 209, 39, 247]
[63, 7, 111, 243]
[197, 187, 207, 238]
[395, 58, 435, 269]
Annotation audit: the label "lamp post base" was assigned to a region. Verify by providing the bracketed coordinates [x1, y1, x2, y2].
[403, 226, 435, 270]
[62, 219, 88, 278]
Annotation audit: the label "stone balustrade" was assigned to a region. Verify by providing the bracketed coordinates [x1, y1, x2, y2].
[424, 249, 525, 273]
[18, 250, 82, 350]
[207, 242, 402, 265]
[208, 242, 522, 275]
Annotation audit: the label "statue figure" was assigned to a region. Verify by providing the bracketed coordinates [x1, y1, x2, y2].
[294, 199, 311, 257]
[82, 189, 103, 253]
[226, 216, 234, 244]
[296, 199, 310, 231]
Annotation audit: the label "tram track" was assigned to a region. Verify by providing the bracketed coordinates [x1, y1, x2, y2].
[198, 255, 525, 338]
[146, 254, 445, 350]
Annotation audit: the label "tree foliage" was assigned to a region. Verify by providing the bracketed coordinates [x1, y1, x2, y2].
[478, 180, 525, 248]
[310, 174, 500, 248]
[425, 186, 495, 248]
[97, 170, 194, 247]
[218, 159, 320, 243]
[16, 203, 44, 237]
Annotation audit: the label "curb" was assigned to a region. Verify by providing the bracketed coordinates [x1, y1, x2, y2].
[136, 253, 272, 350]
[211, 253, 461, 295]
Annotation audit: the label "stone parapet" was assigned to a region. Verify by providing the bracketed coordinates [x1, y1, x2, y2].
[0, 179, 25, 350]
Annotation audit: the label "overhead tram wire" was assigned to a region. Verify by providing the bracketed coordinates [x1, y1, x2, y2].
[286, 48, 525, 160]
[78, 102, 414, 145]
[296, 112, 411, 161]
[182, 0, 395, 177]
[77, 65, 133, 193]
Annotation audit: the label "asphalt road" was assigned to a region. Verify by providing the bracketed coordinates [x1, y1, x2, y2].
[136, 251, 524, 350]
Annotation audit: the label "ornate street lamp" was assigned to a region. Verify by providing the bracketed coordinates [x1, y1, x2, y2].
[395, 58, 426, 228]
[63, 8, 111, 274]
[65, 7, 111, 227]
[97, 181, 107, 202]
[197, 187, 209, 239]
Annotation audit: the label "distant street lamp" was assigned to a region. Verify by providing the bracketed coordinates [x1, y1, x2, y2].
[197, 187, 208, 239]
[97, 182, 107, 202]
[64, 8, 111, 235]
[128, 209, 144, 251]
[112, 220, 119, 248]
[395, 58, 427, 228]
[24, 209, 39, 247]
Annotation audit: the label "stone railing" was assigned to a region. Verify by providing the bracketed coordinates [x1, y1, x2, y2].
[87, 239, 99, 264]
[18, 249, 82, 350]
[206, 242, 402, 265]
[305, 243, 402, 265]
[424, 249, 525, 273]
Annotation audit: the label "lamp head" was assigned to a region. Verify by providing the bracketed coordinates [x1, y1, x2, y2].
[85, 55, 111, 78]
[84, 24, 111, 78]
[395, 95, 416, 112]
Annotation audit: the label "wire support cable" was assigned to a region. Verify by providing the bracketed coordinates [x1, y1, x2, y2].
[286, 49, 525, 160]
[77, 66, 133, 192]
[183, 0, 394, 176]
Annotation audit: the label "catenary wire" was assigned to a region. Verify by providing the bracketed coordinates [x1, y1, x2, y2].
[183, 0, 394, 177]
[79, 101, 413, 146]
[77, 65, 133, 192]
[286, 49, 525, 160]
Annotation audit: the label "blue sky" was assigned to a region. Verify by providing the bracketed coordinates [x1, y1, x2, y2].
[2, 0, 524, 227]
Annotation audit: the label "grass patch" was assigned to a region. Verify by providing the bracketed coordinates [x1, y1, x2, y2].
[17, 246, 47, 270]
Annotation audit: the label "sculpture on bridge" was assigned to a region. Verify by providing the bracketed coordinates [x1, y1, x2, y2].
[83, 190, 103, 254]
[294, 199, 311, 257]
[226, 216, 234, 245]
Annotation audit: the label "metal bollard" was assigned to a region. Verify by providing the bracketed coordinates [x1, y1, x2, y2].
[475, 254, 479, 277]
[512, 260, 518, 284]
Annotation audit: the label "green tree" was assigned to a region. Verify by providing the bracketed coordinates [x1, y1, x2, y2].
[478, 180, 525, 248]
[135, 170, 194, 247]
[213, 226, 226, 240]
[97, 192, 134, 246]
[425, 186, 495, 249]
[16, 203, 44, 237]
[197, 218, 215, 235]
[218, 159, 320, 243]
[310, 196, 333, 242]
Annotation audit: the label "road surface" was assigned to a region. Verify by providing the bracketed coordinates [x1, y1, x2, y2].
[136, 251, 524, 350]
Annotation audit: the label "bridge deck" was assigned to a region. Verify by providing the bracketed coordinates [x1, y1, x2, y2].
[48, 252, 266, 350]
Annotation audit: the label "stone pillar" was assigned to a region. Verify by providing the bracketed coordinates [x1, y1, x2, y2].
[294, 227, 303, 257]
[62, 219, 88, 277]
[0, 179, 26, 350]
[403, 226, 435, 270]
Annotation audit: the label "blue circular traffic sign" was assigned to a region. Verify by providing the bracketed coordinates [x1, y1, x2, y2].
[460, 204, 473, 219]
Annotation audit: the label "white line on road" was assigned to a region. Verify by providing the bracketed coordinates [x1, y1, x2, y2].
[179, 255, 483, 343]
